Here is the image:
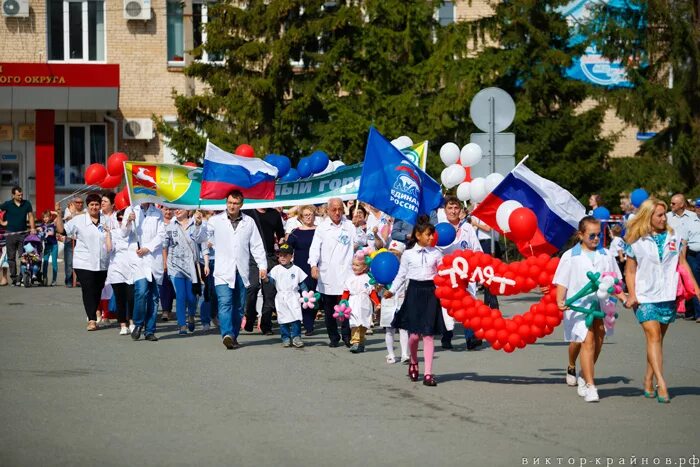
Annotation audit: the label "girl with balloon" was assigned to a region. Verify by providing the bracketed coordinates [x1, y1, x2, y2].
[378, 240, 410, 364]
[339, 252, 381, 354]
[553, 216, 627, 403]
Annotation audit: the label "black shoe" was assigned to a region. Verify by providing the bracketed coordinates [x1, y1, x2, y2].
[223, 335, 235, 349]
[343, 338, 351, 348]
[131, 326, 142, 341]
[243, 322, 255, 332]
[442, 341, 453, 350]
[466, 338, 483, 350]
[328, 341, 340, 348]
[145, 334, 158, 342]
[232, 338, 242, 349]
[684, 315, 696, 321]
[304, 330, 314, 336]
[264, 331, 273, 336]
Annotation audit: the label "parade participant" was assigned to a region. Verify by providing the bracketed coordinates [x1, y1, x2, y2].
[38, 210, 58, 286]
[379, 240, 409, 364]
[286, 205, 318, 335]
[159, 206, 175, 322]
[625, 199, 700, 403]
[122, 202, 165, 342]
[0, 210, 8, 286]
[207, 190, 267, 350]
[243, 206, 285, 335]
[365, 203, 392, 249]
[101, 192, 118, 224]
[588, 194, 603, 215]
[54, 194, 110, 331]
[309, 198, 357, 348]
[350, 204, 368, 248]
[388, 216, 444, 386]
[199, 210, 217, 333]
[267, 243, 308, 348]
[341, 254, 381, 353]
[1, 186, 35, 286]
[105, 208, 138, 335]
[554, 216, 626, 403]
[667, 194, 700, 320]
[609, 224, 626, 281]
[61, 196, 84, 287]
[163, 209, 206, 336]
[438, 196, 483, 350]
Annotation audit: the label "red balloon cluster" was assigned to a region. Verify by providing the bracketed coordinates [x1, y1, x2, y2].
[84, 152, 130, 190]
[433, 250, 561, 353]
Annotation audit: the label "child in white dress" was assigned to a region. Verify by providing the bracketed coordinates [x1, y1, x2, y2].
[380, 240, 409, 363]
[268, 243, 308, 348]
[341, 255, 381, 353]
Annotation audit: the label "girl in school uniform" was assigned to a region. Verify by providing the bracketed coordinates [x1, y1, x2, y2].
[554, 216, 626, 402]
[388, 216, 444, 386]
[624, 199, 700, 403]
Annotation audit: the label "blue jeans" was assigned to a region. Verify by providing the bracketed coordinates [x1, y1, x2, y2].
[133, 277, 159, 335]
[42, 243, 58, 283]
[686, 253, 700, 318]
[63, 239, 73, 286]
[215, 272, 246, 339]
[172, 276, 197, 327]
[280, 320, 301, 341]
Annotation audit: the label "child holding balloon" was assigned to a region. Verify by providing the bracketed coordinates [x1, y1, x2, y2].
[267, 243, 309, 348]
[553, 216, 626, 402]
[341, 254, 381, 353]
[380, 240, 410, 364]
[388, 216, 444, 386]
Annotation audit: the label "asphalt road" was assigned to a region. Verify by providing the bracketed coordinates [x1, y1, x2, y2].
[0, 281, 698, 467]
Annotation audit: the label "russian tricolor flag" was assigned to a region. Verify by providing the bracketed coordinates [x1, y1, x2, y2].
[201, 141, 278, 200]
[472, 162, 586, 256]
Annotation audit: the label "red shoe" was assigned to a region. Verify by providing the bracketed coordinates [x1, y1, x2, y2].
[423, 374, 437, 387]
[408, 363, 419, 382]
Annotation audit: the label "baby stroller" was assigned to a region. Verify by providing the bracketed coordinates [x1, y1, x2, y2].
[20, 234, 43, 288]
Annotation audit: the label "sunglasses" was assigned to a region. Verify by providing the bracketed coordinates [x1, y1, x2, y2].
[587, 233, 601, 241]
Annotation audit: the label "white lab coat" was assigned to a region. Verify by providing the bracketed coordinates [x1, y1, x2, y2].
[106, 224, 139, 285]
[122, 205, 165, 285]
[269, 264, 307, 324]
[346, 273, 374, 328]
[308, 217, 357, 295]
[64, 213, 110, 271]
[627, 233, 681, 303]
[553, 244, 622, 342]
[207, 212, 266, 288]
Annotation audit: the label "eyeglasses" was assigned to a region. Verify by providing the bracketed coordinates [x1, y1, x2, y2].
[587, 233, 601, 241]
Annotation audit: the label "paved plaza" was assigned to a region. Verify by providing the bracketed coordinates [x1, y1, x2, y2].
[0, 282, 698, 467]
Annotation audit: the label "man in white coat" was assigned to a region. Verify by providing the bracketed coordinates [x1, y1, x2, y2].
[122, 203, 165, 341]
[309, 198, 357, 347]
[207, 190, 267, 350]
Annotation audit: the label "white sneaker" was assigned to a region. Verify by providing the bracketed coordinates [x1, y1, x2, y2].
[386, 354, 396, 364]
[566, 367, 577, 386]
[128, 324, 135, 333]
[202, 324, 211, 333]
[119, 327, 129, 336]
[583, 384, 599, 402]
[577, 377, 587, 397]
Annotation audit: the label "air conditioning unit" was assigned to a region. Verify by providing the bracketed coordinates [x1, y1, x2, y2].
[123, 119, 154, 140]
[2, 0, 29, 18]
[124, 0, 151, 21]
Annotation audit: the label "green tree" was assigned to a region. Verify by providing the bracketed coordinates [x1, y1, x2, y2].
[585, 0, 700, 191]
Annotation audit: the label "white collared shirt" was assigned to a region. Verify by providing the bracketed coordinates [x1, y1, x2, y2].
[308, 217, 357, 295]
[553, 244, 621, 308]
[393, 245, 443, 291]
[627, 233, 682, 303]
[107, 225, 139, 285]
[668, 210, 700, 252]
[207, 212, 266, 288]
[64, 213, 110, 271]
[122, 205, 165, 284]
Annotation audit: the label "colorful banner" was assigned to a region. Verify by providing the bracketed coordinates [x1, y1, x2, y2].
[400, 140, 428, 171]
[124, 161, 361, 210]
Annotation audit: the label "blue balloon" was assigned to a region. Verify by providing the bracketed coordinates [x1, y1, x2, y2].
[297, 158, 314, 178]
[630, 188, 649, 208]
[435, 222, 457, 247]
[592, 207, 611, 221]
[370, 252, 400, 285]
[310, 150, 330, 174]
[264, 154, 291, 179]
[280, 168, 300, 182]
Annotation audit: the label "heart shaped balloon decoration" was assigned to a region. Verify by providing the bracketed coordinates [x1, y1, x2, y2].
[434, 250, 562, 353]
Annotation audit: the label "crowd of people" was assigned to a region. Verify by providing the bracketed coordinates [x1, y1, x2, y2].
[2, 185, 700, 401]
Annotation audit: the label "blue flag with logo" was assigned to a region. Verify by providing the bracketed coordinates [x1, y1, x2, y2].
[358, 127, 443, 225]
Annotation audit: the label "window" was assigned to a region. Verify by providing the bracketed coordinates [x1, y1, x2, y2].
[54, 124, 106, 187]
[193, 1, 223, 63]
[48, 0, 105, 62]
[167, 0, 184, 63]
[437, 1, 455, 26]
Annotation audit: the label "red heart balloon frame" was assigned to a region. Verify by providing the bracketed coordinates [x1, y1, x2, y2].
[433, 250, 562, 353]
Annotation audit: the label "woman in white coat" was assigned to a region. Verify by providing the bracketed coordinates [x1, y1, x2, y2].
[106, 209, 139, 335]
[624, 199, 700, 403]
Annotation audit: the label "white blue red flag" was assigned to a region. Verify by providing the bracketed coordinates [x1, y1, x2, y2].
[200, 141, 278, 200]
[471, 162, 586, 256]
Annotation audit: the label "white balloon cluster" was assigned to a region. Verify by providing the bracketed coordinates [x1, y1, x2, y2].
[439, 142, 505, 203]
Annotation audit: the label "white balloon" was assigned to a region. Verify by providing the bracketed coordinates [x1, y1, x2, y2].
[496, 200, 522, 232]
[600, 276, 615, 288]
[460, 143, 483, 167]
[449, 164, 467, 188]
[439, 142, 460, 167]
[392, 135, 413, 150]
[331, 160, 345, 170]
[456, 182, 471, 202]
[319, 160, 334, 175]
[470, 177, 488, 203]
[485, 173, 505, 192]
[596, 289, 609, 300]
[440, 167, 452, 188]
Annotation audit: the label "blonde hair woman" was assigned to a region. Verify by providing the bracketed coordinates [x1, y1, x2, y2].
[624, 199, 700, 403]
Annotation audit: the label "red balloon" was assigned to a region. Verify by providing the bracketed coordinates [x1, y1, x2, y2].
[503, 343, 515, 353]
[100, 174, 122, 189]
[508, 207, 538, 242]
[235, 144, 255, 158]
[107, 152, 128, 176]
[491, 340, 503, 350]
[183, 161, 197, 167]
[120, 185, 131, 204]
[114, 191, 129, 211]
[518, 324, 531, 338]
[497, 329, 509, 342]
[85, 163, 107, 185]
[508, 333, 521, 348]
[484, 328, 497, 342]
[454, 309, 466, 322]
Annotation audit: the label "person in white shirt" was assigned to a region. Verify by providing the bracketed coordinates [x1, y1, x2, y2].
[122, 203, 165, 342]
[54, 193, 110, 331]
[624, 199, 700, 403]
[106, 208, 139, 336]
[309, 198, 357, 348]
[61, 196, 85, 287]
[206, 190, 267, 350]
[364, 203, 392, 249]
[667, 194, 700, 319]
[267, 243, 308, 348]
[388, 216, 444, 387]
